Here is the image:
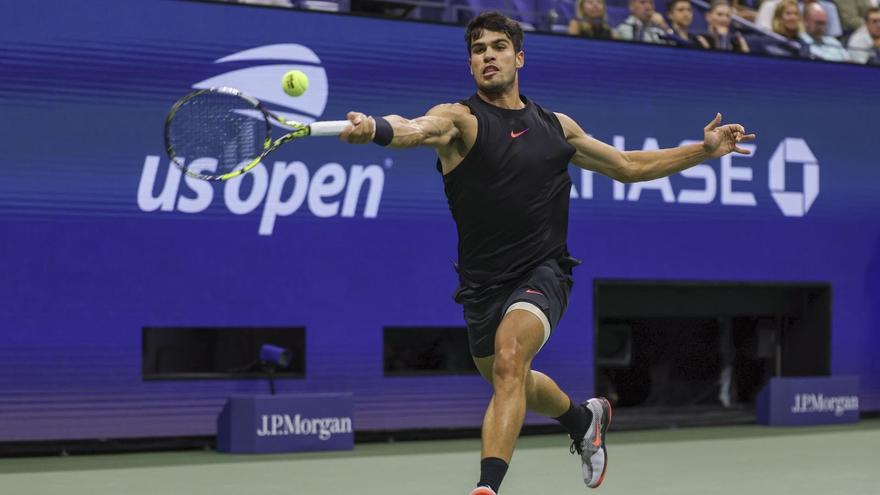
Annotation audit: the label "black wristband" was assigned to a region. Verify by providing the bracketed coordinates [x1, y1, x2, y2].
[372, 116, 394, 147]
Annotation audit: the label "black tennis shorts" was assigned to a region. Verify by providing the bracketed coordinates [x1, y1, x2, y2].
[453, 257, 580, 358]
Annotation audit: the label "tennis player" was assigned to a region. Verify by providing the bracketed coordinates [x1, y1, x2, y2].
[340, 11, 754, 495]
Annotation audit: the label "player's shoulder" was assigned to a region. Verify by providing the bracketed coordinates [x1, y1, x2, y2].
[427, 102, 472, 119]
[551, 111, 579, 135]
[553, 111, 574, 125]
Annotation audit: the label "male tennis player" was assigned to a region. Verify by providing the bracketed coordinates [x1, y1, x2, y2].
[340, 11, 754, 495]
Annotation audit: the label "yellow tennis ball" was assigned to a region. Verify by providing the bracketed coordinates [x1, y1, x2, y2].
[281, 70, 309, 97]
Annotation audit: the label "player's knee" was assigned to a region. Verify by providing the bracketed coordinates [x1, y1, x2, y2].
[492, 347, 527, 386]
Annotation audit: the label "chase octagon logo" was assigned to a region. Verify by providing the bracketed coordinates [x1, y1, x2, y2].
[768, 138, 819, 217]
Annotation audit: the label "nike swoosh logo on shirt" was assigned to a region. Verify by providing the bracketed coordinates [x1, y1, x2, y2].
[510, 128, 529, 138]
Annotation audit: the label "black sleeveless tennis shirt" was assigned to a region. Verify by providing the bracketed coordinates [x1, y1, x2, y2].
[440, 94, 576, 288]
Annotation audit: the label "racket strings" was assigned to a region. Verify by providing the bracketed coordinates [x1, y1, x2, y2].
[167, 91, 269, 176]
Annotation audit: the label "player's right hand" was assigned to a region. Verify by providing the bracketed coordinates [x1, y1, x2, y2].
[340, 112, 376, 144]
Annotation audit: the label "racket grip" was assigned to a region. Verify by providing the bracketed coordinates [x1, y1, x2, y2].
[309, 120, 350, 136]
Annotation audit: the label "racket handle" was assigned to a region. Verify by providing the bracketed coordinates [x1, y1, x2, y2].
[309, 120, 350, 137]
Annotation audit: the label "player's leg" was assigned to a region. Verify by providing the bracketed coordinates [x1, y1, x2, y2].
[480, 308, 546, 463]
[473, 356, 572, 418]
[474, 340, 610, 491]
[471, 258, 612, 493]
[502, 261, 612, 488]
[475, 356, 595, 447]
[472, 308, 544, 495]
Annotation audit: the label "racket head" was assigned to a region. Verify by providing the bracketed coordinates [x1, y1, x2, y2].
[164, 87, 273, 181]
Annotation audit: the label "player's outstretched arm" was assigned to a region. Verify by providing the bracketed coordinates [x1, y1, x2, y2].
[339, 104, 463, 149]
[557, 112, 755, 183]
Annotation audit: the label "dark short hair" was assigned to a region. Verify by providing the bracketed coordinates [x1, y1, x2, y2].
[866, 6, 880, 21]
[665, 0, 689, 13]
[464, 11, 524, 54]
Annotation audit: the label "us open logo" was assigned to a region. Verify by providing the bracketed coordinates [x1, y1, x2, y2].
[194, 43, 330, 125]
[137, 44, 386, 235]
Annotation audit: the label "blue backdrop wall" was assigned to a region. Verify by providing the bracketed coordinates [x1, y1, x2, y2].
[1, 0, 878, 441]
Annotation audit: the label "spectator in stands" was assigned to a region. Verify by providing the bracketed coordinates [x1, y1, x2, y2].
[837, 0, 873, 34]
[757, 0, 843, 37]
[847, 7, 880, 63]
[568, 0, 616, 39]
[773, 0, 804, 39]
[664, 0, 702, 46]
[800, 2, 851, 60]
[616, 0, 669, 43]
[746, 0, 806, 56]
[697, 0, 750, 51]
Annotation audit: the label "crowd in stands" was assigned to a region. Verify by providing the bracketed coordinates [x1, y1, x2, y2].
[224, 0, 880, 64]
[566, 0, 879, 63]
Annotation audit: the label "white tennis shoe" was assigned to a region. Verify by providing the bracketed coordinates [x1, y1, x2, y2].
[570, 397, 612, 488]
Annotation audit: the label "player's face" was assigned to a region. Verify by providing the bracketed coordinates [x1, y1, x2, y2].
[468, 30, 524, 94]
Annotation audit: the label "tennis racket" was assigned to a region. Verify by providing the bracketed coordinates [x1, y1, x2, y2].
[164, 86, 350, 181]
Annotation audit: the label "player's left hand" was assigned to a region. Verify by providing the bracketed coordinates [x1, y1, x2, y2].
[703, 113, 756, 159]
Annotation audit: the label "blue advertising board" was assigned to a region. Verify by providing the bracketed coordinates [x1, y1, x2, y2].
[0, 0, 878, 441]
[217, 394, 354, 453]
[756, 377, 860, 426]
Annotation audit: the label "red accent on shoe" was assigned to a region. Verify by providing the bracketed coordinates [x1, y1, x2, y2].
[592, 397, 613, 488]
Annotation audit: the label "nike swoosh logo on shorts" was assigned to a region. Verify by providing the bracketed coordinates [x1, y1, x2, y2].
[525, 288, 544, 296]
[510, 128, 529, 138]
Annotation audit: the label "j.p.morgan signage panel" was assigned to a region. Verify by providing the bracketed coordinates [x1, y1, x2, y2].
[217, 394, 353, 453]
[757, 377, 859, 426]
